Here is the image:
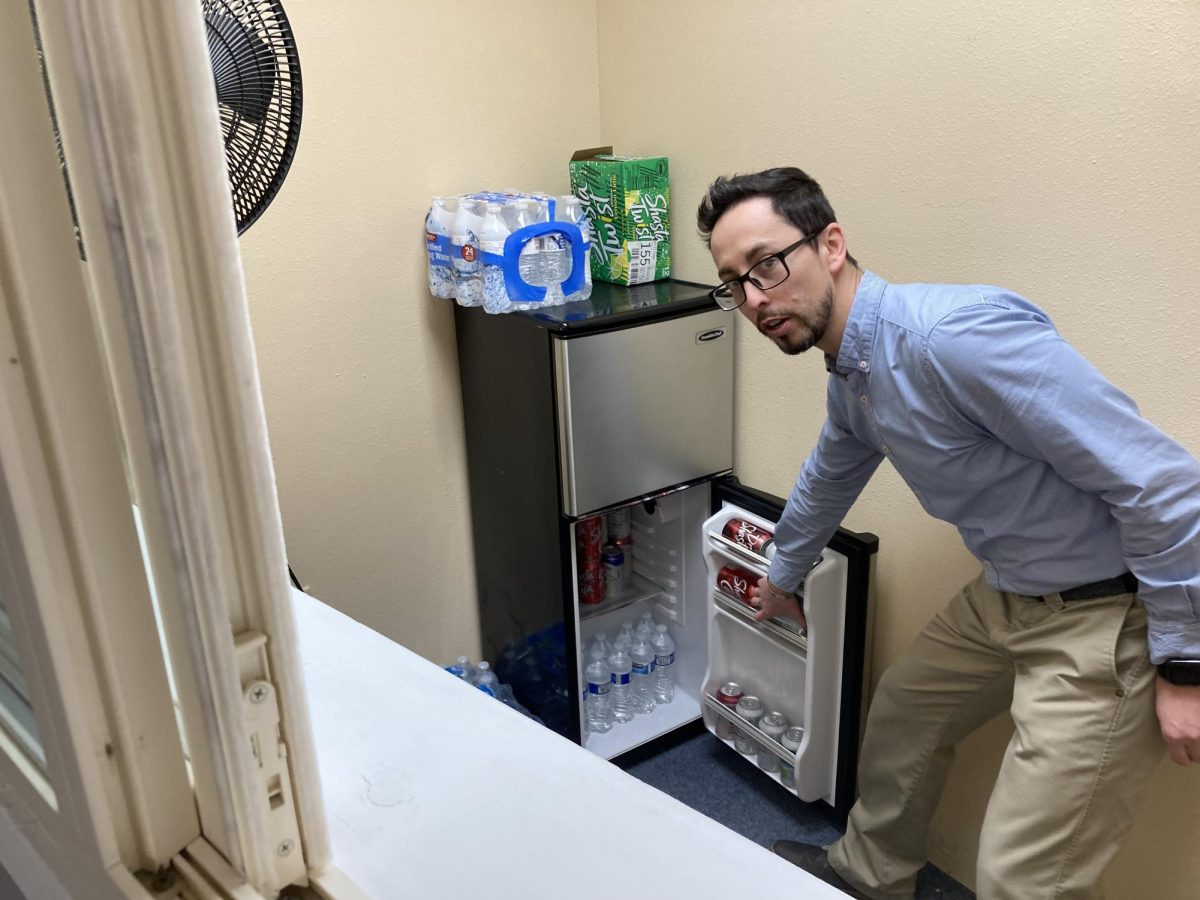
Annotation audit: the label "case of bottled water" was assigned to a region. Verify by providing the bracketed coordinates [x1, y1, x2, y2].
[425, 191, 593, 314]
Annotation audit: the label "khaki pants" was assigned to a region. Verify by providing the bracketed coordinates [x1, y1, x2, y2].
[828, 573, 1163, 900]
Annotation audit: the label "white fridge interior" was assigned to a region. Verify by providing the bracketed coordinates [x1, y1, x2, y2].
[574, 483, 712, 760]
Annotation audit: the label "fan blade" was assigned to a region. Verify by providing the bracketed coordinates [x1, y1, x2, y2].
[205, 11, 277, 124]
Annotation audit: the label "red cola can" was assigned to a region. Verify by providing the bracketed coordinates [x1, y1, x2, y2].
[577, 516, 604, 563]
[716, 681, 744, 739]
[579, 559, 605, 605]
[722, 517, 777, 561]
[717, 564, 760, 606]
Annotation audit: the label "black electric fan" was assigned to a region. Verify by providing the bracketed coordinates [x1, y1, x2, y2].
[203, 0, 302, 235]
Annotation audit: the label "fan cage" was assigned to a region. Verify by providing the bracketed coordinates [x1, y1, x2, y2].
[204, 0, 302, 234]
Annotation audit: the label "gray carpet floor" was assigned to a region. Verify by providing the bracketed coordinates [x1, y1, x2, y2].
[620, 729, 974, 899]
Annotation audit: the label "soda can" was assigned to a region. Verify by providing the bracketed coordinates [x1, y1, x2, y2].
[716, 682, 744, 739]
[733, 695, 764, 755]
[722, 517, 777, 561]
[602, 543, 628, 595]
[757, 711, 789, 773]
[577, 516, 604, 564]
[779, 726, 804, 789]
[606, 507, 632, 541]
[717, 564, 760, 607]
[579, 559, 605, 605]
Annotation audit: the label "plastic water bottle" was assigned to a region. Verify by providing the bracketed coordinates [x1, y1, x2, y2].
[629, 638, 657, 715]
[529, 198, 563, 306]
[558, 195, 592, 301]
[425, 196, 456, 299]
[476, 660, 500, 694]
[455, 655, 479, 685]
[480, 203, 513, 314]
[635, 611, 656, 645]
[651, 624, 675, 704]
[589, 632, 611, 663]
[585, 657, 613, 733]
[451, 198, 484, 307]
[608, 647, 634, 724]
[513, 200, 541, 310]
[613, 621, 635, 655]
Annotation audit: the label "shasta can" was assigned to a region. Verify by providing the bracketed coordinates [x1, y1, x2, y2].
[779, 725, 804, 789]
[717, 564, 760, 607]
[579, 559, 605, 605]
[577, 515, 604, 562]
[606, 507, 632, 541]
[716, 681, 744, 739]
[722, 517, 777, 561]
[733, 695, 764, 755]
[757, 711, 789, 773]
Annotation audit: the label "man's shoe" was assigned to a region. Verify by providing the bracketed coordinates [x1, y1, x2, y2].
[770, 840, 872, 899]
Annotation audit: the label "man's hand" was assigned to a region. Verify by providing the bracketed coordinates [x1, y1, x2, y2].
[1156, 677, 1200, 765]
[752, 576, 807, 630]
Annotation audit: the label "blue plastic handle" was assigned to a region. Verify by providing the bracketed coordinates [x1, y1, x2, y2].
[501, 222, 587, 303]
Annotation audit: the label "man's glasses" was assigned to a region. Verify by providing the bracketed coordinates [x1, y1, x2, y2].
[709, 231, 822, 311]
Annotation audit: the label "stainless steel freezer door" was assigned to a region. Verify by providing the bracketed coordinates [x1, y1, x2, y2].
[553, 308, 734, 516]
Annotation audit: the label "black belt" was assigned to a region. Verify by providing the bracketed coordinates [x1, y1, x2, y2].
[1036, 572, 1137, 603]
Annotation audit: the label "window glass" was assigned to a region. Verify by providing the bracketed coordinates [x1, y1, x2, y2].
[0, 572, 48, 776]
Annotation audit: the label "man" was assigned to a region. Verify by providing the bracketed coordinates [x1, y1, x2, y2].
[697, 167, 1200, 900]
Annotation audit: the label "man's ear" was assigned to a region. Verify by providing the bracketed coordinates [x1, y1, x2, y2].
[823, 222, 848, 276]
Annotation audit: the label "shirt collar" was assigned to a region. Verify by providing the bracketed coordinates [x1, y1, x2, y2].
[825, 269, 886, 376]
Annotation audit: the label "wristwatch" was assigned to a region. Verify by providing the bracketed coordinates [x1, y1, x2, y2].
[1157, 659, 1200, 685]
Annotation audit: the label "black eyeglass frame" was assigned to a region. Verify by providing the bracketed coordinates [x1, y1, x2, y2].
[709, 230, 823, 310]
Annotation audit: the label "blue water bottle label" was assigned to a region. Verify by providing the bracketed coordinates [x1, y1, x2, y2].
[655, 652, 675, 668]
[611, 672, 630, 686]
[588, 681, 610, 696]
[633, 662, 651, 676]
[426, 232, 454, 268]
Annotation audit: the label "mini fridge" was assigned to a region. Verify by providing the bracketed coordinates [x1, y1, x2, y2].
[454, 280, 878, 822]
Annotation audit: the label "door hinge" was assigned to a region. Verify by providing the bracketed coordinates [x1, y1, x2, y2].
[235, 630, 307, 891]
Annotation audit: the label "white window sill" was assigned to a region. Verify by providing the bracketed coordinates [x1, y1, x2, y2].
[292, 588, 844, 898]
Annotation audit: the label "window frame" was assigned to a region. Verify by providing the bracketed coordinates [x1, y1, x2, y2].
[1, 0, 354, 896]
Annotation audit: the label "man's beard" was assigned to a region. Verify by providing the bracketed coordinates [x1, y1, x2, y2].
[762, 284, 834, 355]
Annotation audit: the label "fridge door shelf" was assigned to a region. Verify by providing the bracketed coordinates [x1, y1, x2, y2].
[702, 692, 802, 767]
[711, 590, 808, 653]
[579, 572, 666, 622]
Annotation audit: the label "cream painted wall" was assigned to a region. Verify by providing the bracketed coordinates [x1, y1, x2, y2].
[239, 2, 600, 663]
[595, 0, 1200, 895]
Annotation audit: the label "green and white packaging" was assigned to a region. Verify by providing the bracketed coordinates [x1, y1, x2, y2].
[569, 147, 670, 285]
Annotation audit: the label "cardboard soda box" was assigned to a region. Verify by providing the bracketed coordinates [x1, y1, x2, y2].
[569, 147, 670, 285]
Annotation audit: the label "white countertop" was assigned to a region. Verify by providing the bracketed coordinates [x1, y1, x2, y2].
[294, 588, 846, 898]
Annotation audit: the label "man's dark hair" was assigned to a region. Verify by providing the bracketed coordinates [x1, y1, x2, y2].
[697, 166, 857, 267]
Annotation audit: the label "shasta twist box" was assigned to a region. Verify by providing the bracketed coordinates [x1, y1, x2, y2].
[569, 147, 670, 285]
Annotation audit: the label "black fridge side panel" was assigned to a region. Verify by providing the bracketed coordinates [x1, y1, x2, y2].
[454, 307, 580, 741]
[713, 475, 879, 825]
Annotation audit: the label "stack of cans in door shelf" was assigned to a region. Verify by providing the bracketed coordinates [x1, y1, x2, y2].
[715, 680, 803, 786]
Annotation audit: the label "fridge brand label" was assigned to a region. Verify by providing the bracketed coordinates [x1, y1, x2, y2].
[696, 328, 726, 344]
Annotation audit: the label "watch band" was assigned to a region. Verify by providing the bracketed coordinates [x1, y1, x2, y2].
[1158, 659, 1200, 686]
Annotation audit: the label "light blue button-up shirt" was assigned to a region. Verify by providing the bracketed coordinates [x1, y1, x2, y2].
[768, 270, 1200, 662]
